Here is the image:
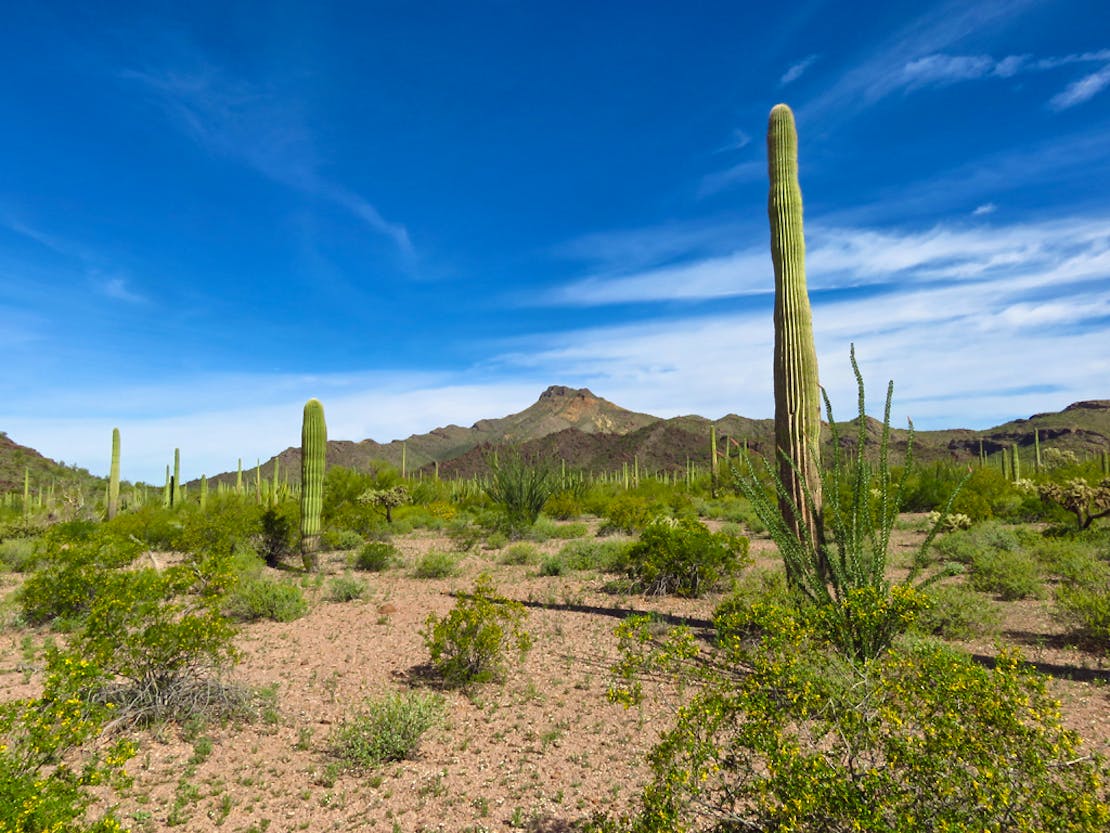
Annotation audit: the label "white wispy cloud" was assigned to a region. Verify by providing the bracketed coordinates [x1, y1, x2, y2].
[97, 276, 148, 304]
[972, 203, 997, 216]
[781, 54, 819, 86]
[1049, 63, 1110, 109]
[698, 160, 765, 198]
[546, 217, 1110, 305]
[123, 64, 413, 254]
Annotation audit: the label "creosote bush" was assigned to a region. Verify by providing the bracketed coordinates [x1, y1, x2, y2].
[330, 690, 444, 769]
[625, 517, 749, 597]
[224, 575, 309, 623]
[602, 597, 1110, 832]
[0, 654, 135, 833]
[421, 574, 531, 687]
[354, 539, 398, 572]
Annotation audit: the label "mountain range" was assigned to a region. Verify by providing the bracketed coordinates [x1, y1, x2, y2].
[3, 385, 1109, 492]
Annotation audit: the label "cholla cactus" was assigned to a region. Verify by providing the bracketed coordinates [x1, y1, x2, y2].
[1038, 477, 1110, 530]
[359, 485, 410, 524]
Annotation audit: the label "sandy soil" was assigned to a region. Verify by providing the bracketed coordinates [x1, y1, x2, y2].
[0, 519, 1107, 832]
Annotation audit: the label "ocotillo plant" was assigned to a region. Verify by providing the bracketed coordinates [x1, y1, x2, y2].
[301, 398, 327, 571]
[108, 428, 120, 520]
[768, 103, 823, 569]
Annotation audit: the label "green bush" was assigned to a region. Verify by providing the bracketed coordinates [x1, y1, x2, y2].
[599, 494, 665, 534]
[499, 542, 542, 565]
[66, 558, 244, 726]
[544, 491, 583, 520]
[321, 528, 366, 551]
[354, 540, 398, 572]
[604, 599, 1110, 832]
[330, 690, 444, 769]
[969, 546, 1045, 600]
[421, 574, 532, 687]
[550, 521, 590, 539]
[1056, 582, 1110, 647]
[18, 526, 143, 626]
[225, 576, 308, 622]
[557, 539, 632, 573]
[0, 654, 134, 833]
[412, 550, 458, 579]
[625, 517, 749, 597]
[915, 582, 1001, 639]
[327, 575, 367, 603]
[539, 556, 565, 576]
[173, 496, 262, 558]
[258, 504, 298, 567]
[0, 536, 37, 572]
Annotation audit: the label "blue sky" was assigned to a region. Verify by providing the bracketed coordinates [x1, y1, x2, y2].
[2, 0, 1108, 483]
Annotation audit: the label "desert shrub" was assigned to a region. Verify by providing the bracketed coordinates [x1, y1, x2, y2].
[544, 491, 584, 520]
[624, 517, 749, 597]
[599, 494, 666, 535]
[0, 536, 37, 572]
[421, 574, 531, 687]
[101, 502, 180, 550]
[65, 559, 244, 726]
[320, 528, 365, 551]
[539, 556, 565, 576]
[446, 518, 483, 552]
[1038, 477, 1110, 530]
[556, 539, 632, 573]
[224, 576, 308, 622]
[481, 530, 509, 550]
[603, 599, 1110, 832]
[483, 447, 558, 535]
[173, 496, 261, 558]
[413, 550, 459, 579]
[969, 545, 1045, 600]
[258, 504, 297, 567]
[1057, 581, 1110, 647]
[354, 540, 398, 572]
[499, 542, 542, 565]
[330, 690, 444, 769]
[550, 521, 590, 539]
[930, 519, 1028, 564]
[915, 582, 1001, 639]
[526, 515, 561, 541]
[19, 526, 143, 626]
[327, 575, 367, 603]
[0, 654, 134, 833]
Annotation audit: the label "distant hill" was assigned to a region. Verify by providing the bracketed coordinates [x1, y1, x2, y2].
[3, 392, 1108, 494]
[201, 390, 1110, 486]
[0, 431, 103, 497]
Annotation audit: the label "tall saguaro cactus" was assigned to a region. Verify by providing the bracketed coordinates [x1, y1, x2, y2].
[768, 103, 823, 566]
[300, 398, 327, 571]
[108, 428, 121, 520]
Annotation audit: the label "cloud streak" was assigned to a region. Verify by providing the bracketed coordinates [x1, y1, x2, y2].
[123, 65, 413, 254]
[780, 54, 819, 86]
[545, 216, 1110, 306]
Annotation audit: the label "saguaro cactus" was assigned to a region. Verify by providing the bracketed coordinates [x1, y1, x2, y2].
[300, 398, 327, 571]
[768, 103, 823, 564]
[108, 427, 121, 520]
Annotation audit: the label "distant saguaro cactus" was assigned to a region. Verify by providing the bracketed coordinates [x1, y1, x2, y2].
[108, 427, 121, 520]
[300, 398, 327, 571]
[768, 103, 823, 571]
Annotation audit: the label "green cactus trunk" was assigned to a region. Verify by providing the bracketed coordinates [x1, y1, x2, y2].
[108, 428, 121, 520]
[768, 103, 823, 574]
[1011, 444, 1021, 482]
[173, 448, 181, 507]
[300, 398, 327, 571]
[200, 474, 208, 510]
[236, 458, 244, 495]
[1034, 429, 1042, 474]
